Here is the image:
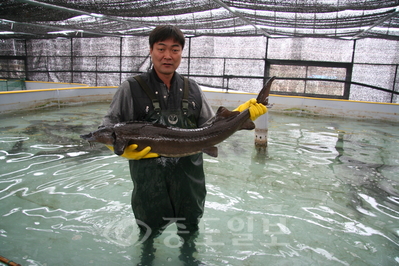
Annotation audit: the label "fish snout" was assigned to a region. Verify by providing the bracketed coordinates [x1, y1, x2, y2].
[80, 132, 93, 141]
[114, 149, 124, 156]
[81, 127, 115, 146]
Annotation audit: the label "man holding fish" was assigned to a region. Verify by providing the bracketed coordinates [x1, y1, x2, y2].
[99, 25, 267, 264]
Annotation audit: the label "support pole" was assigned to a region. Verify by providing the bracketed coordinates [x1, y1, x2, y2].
[254, 111, 269, 154]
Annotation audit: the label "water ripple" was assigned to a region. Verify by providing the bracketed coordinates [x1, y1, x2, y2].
[358, 193, 399, 219]
[1, 105, 398, 265]
[302, 206, 398, 246]
[0, 136, 30, 143]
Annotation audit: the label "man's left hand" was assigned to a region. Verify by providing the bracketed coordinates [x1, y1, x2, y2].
[106, 144, 159, 160]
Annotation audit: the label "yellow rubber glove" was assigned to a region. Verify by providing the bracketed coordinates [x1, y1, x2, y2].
[249, 101, 267, 121]
[233, 98, 267, 121]
[233, 98, 256, 112]
[106, 144, 159, 160]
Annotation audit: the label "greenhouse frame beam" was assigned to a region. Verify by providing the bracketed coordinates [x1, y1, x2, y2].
[211, 0, 272, 37]
[16, 0, 153, 32]
[352, 6, 399, 39]
[0, 18, 122, 38]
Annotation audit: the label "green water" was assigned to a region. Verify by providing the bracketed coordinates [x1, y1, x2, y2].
[0, 103, 398, 265]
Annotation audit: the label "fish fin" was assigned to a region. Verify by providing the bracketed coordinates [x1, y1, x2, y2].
[241, 119, 256, 130]
[202, 146, 218, 157]
[214, 107, 240, 122]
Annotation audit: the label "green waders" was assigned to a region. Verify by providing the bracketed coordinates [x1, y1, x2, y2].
[128, 76, 206, 239]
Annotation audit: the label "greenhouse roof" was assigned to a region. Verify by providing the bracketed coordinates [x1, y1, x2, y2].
[1, 0, 399, 40]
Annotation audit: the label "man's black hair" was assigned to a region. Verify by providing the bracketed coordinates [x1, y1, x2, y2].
[149, 25, 185, 49]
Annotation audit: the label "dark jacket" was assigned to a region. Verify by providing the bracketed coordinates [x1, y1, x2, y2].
[102, 69, 214, 127]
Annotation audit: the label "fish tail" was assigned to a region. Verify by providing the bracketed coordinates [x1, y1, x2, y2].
[256, 76, 276, 105]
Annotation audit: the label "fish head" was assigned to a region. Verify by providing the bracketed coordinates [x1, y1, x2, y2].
[80, 127, 115, 146]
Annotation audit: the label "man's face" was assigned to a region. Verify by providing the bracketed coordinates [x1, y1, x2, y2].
[150, 38, 182, 76]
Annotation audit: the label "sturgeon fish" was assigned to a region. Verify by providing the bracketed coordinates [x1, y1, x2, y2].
[80, 76, 275, 157]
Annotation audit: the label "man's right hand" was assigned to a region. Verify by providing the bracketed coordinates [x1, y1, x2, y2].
[233, 98, 267, 121]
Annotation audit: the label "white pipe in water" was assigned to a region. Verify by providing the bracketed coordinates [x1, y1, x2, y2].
[254, 112, 268, 153]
